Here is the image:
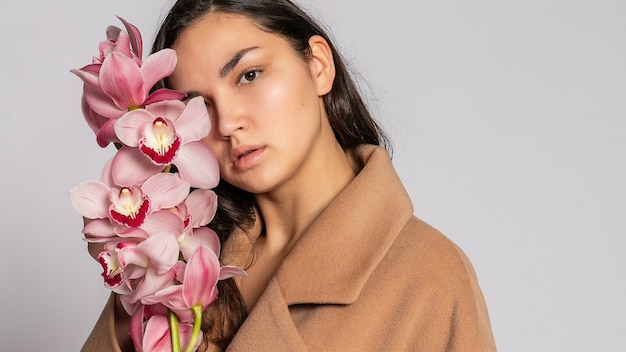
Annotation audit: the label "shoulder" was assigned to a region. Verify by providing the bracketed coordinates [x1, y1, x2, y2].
[383, 216, 485, 297]
[369, 216, 497, 351]
[399, 217, 477, 275]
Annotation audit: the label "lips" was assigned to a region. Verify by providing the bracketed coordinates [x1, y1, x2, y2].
[238, 149, 256, 158]
[231, 145, 265, 170]
[231, 145, 258, 161]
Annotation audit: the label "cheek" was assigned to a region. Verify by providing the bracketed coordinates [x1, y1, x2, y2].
[201, 134, 227, 166]
[257, 71, 317, 126]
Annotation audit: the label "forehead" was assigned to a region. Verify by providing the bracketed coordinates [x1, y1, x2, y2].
[169, 13, 290, 87]
[173, 13, 272, 61]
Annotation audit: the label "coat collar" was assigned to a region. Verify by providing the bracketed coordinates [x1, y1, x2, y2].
[227, 277, 310, 351]
[222, 145, 414, 306]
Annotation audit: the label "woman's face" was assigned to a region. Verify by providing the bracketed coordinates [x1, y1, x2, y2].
[169, 13, 333, 195]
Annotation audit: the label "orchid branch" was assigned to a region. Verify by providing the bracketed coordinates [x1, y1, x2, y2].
[71, 17, 242, 352]
[183, 305, 204, 352]
[169, 310, 182, 352]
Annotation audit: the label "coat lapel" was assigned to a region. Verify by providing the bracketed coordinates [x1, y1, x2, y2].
[227, 277, 309, 351]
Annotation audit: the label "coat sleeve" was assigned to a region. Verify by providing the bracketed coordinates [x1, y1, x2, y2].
[437, 243, 497, 351]
[400, 219, 497, 351]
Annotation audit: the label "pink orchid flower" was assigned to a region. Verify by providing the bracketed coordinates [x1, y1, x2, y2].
[97, 237, 184, 297]
[98, 241, 136, 292]
[112, 97, 219, 189]
[73, 17, 141, 145]
[140, 247, 245, 352]
[71, 16, 184, 147]
[72, 49, 185, 146]
[69, 165, 191, 241]
[141, 246, 246, 323]
[109, 171, 190, 239]
[116, 232, 182, 302]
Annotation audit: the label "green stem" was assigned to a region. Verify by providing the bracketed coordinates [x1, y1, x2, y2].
[169, 310, 181, 352]
[183, 305, 203, 352]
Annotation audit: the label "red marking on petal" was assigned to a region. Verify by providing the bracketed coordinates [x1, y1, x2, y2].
[139, 135, 181, 165]
[98, 255, 123, 287]
[110, 197, 150, 227]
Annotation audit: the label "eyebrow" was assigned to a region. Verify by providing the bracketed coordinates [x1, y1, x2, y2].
[220, 46, 259, 78]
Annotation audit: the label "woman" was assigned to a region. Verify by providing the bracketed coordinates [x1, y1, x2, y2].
[82, 0, 496, 350]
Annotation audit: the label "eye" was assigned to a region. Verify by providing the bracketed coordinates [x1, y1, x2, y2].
[238, 69, 261, 85]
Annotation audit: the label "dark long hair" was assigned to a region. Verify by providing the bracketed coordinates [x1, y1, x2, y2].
[152, 0, 390, 346]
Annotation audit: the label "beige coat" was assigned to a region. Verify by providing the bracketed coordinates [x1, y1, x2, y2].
[82, 145, 496, 351]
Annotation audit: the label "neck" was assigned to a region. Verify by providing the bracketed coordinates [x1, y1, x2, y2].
[254, 136, 356, 256]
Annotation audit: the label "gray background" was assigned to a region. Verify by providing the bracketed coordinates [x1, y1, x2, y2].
[1, 0, 624, 350]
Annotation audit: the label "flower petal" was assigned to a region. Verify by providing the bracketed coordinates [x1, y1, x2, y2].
[145, 99, 185, 120]
[100, 52, 145, 110]
[174, 96, 211, 144]
[143, 88, 186, 106]
[68, 181, 110, 219]
[105, 25, 121, 42]
[115, 226, 149, 239]
[115, 109, 155, 147]
[179, 227, 220, 261]
[219, 265, 248, 280]
[117, 244, 148, 269]
[185, 189, 217, 228]
[141, 284, 183, 307]
[179, 322, 200, 350]
[117, 17, 143, 60]
[111, 146, 162, 187]
[131, 267, 177, 303]
[174, 142, 220, 189]
[129, 306, 145, 352]
[139, 232, 180, 274]
[182, 246, 219, 307]
[143, 302, 170, 319]
[81, 95, 108, 136]
[141, 315, 171, 352]
[71, 67, 100, 91]
[141, 49, 177, 91]
[84, 236, 120, 244]
[83, 83, 126, 119]
[110, 29, 133, 60]
[96, 118, 121, 148]
[140, 210, 185, 238]
[141, 173, 190, 210]
[100, 158, 115, 187]
[142, 285, 193, 324]
[82, 218, 115, 238]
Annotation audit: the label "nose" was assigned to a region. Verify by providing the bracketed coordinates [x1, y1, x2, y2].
[213, 98, 248, 139]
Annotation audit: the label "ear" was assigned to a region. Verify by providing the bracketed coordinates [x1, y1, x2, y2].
[308, 35, 335, 96]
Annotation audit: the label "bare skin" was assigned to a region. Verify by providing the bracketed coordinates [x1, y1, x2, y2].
[170, 13, 356, 313]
